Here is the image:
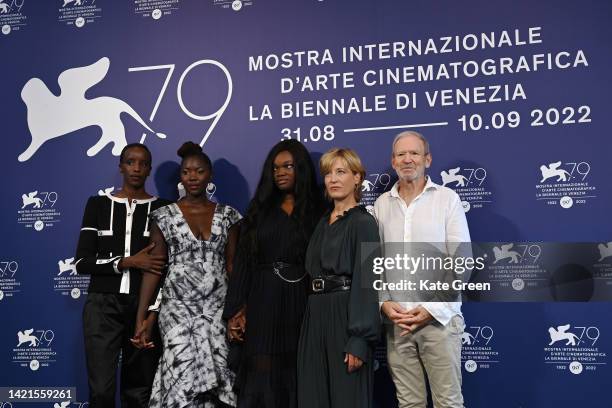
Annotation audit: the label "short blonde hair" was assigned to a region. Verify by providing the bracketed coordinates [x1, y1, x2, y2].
[319, 148, 366, 201]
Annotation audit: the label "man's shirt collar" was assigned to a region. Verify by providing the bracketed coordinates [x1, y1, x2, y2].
[389, 175, 439, 198]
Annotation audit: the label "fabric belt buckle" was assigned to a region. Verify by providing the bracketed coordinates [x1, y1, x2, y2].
[311, 278, 325, 292]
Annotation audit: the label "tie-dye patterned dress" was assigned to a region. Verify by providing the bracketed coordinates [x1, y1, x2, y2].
[148, 203, 241, 408]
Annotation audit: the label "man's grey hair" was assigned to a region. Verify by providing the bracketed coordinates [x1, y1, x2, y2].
[392, 131, 430, 156]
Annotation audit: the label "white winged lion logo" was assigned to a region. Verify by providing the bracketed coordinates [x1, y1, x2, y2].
[18, 57, 165, 162]
[539, 161, 571, 183]
[0, 1, 10, 14]
[16, 329, 39, 347]
[548, 324, 580, 346]
[597, 242, 612, 262]
[493, 243, 521, 264]
[441, 167, 468, 187]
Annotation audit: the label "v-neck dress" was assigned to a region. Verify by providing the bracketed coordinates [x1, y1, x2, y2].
[148, 202, 242, 408]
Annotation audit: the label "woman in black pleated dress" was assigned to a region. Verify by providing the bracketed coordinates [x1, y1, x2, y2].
[223, 139, 324, 408]
[297, 148, 381, 408]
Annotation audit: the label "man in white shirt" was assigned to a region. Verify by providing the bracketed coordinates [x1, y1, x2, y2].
[374, 131, 470, 408]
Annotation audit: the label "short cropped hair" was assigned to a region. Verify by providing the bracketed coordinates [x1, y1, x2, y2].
[319, 148, 366, 202]
[392, 131, 430, 156]
[119, 143, 152, 165]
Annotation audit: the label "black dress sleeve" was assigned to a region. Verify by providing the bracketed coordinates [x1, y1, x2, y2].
[223, 220, 251, 320]
[344, 212, 382, 361]
[74, 197, 121, 276]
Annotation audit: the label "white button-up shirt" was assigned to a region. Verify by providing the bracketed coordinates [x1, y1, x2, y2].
[373, 176, 471, 325]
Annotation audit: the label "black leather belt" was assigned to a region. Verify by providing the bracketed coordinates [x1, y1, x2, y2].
[310, 275, 352, 294]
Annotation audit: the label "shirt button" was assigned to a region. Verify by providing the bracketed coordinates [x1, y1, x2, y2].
[125, 250, 129, 255]
[132, 200, 137, 203]
[126, 230, 130, 235]
[127, 213, 131, 217]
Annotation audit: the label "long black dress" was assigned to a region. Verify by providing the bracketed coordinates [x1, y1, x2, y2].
[224, 207, 314, 408]
[297, 206, 381, 408]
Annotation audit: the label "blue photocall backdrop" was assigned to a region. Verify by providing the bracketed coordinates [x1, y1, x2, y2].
[1, 0, 611, 407]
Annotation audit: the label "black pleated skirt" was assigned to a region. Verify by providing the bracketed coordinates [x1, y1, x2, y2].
[297, 291, 373, 408]
[236, 264, 308, 408]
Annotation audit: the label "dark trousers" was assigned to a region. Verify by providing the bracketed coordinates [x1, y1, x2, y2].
[297, 291, 373, 408]
[83, 292, 161, 408]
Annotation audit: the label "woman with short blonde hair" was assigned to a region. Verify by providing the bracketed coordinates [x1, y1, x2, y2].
[319, 147, 366, 202]
[297, 147, 380, 408]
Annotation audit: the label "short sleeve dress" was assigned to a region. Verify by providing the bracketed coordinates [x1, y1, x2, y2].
[148, 202, 242, 408]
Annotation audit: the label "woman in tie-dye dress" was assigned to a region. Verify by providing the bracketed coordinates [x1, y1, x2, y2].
[134, 141, 241, 407]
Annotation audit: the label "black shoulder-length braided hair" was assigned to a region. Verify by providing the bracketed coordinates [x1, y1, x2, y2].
[239, 139, 324, 264]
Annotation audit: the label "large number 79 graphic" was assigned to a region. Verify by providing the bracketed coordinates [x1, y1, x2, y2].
[128, 60, 233, 146]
